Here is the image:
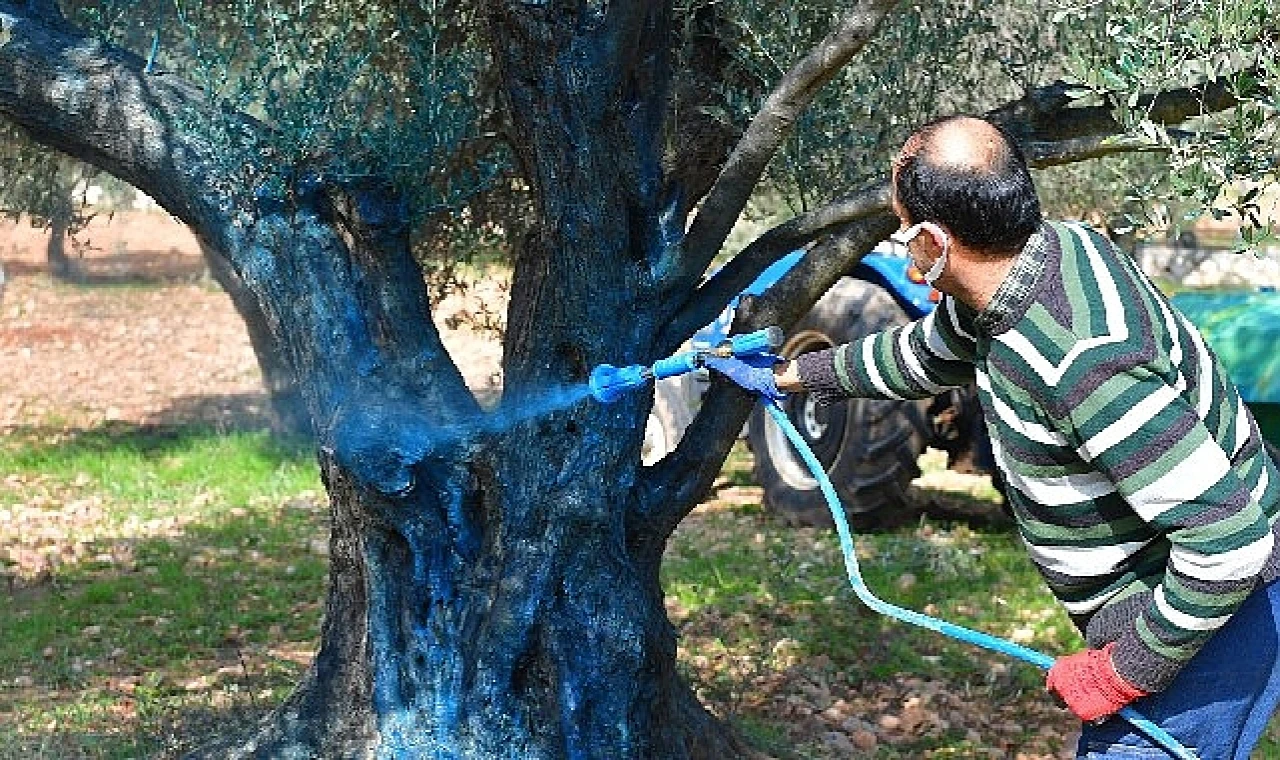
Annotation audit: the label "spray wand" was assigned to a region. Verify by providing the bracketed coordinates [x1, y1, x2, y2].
[588, 326, 784, 403]
[589, 330, 1198, 760]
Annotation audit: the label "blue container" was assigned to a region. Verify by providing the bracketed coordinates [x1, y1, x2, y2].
[1171, 289, 1280, 444]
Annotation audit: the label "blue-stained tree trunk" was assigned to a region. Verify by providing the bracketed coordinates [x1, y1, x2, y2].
[0, 3, 764, 757]
[1, 0, 1015, 755]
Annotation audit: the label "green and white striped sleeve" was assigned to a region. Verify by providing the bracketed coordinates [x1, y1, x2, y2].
[795, 297, 978, 405]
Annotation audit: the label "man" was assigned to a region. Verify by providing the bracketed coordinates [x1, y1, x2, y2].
[708, 115, 1280, 758]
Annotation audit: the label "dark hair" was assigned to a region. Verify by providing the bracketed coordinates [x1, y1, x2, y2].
[894, 117, 1042, 253]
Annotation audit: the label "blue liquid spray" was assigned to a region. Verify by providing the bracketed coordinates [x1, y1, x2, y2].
[482, 383, 595, 434]
[331, 382, 595, 495]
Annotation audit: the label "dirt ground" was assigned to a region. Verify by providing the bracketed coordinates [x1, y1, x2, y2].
[0, 212, 503, 430]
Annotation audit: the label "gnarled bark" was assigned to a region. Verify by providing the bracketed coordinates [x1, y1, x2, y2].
[3, 4, 750, 757]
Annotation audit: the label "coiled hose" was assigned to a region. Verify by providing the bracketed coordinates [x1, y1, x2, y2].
[761, 399, 1198, 760]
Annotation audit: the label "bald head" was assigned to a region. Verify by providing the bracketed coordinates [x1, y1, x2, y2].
[893, 116, 1042, 254]
[919, 116, 1008, 171]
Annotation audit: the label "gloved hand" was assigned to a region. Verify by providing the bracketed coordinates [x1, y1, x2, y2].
[1046, 643, 1148, 722]
[703, 355, 786, 401]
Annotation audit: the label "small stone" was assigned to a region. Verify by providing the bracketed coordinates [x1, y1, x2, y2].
[878, 714, 902, 731]
[896, 573, 917, 591]
[851, 730, 878, 750]
[821, 732, 855, 753]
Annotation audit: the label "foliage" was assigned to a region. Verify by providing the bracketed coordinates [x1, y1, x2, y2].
[0, 124, 95, 231]
[6, 1, 1275, 264]
[1057, 0, 1280, 247]
[130, 1, 485, 216]
[686, 0, 1278, 247]
[706, 0, 1091, 210]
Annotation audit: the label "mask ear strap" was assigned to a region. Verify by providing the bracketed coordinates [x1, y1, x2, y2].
[919, 222, 950, 284]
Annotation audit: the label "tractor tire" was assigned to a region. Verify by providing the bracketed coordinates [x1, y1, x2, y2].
[642, 372, 700, 466]
[747, 278, 930, 529]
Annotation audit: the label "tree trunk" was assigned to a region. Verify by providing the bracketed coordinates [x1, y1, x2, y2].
[173, 187, 748, 758]
[0, 6, 754, 757]
[45, 203, 71, 279]
[201, 243, 312, 437]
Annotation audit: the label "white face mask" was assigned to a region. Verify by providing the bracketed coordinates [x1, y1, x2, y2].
[891, 222, 950, 286]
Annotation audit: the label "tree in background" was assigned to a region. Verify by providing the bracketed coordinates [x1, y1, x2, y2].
[0, 0, 1275, 756]
[0, 122, 97, 278]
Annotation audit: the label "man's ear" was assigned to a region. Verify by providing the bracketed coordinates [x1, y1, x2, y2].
[919, 221, 950, 256]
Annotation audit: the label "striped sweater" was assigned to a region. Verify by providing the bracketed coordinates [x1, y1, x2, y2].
[796, 220, 1280, 692]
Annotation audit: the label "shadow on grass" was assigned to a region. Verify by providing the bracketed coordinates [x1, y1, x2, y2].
[0, 399, 307, 464]
[914, 485, 1015, 532]
[665, 502, 1072, 759]
[144, 393, 279, 433]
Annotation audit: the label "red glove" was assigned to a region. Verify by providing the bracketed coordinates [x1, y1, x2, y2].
[1046, 643, 1148, 722]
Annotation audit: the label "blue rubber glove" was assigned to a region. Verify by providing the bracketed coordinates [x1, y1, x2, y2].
[703, 355, 786, 401]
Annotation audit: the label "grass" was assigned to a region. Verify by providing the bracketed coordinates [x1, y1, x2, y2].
[0, 424, 325, 758]
[664, 446, 1080, 758]
[1, 428, 1278, 758]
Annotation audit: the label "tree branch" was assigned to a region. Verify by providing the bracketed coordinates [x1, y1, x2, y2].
[0, 3, 255, 238]
[656, 181, 890, 353]
[661, 3, 764, 220]
[987, 73, 1267, 145]
[635, 213, 897, 538]
[631, 382, 758, 543]
[0, 4, 481, 422]
[655, 0, 901, 290]
[1023, 134, 1167, 167]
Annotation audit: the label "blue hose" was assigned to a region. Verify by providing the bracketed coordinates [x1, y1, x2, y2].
[762, 400, 1198, 760]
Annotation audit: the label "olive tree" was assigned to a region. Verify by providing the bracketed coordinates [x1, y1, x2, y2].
[0, 0, 1273, 756]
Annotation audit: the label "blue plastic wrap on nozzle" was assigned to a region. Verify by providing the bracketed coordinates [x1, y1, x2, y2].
[650, 352, 700, 381]
[589, 364, 650, 404]
[724, 326, 783, 357]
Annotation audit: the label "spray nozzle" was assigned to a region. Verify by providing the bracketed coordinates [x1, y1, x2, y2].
[589, 364, 652, 404]
[589, 326, 783, 404]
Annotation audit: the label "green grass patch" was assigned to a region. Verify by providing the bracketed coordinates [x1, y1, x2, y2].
[3, 427, 1277, 758]
[0, 423, 325, 758]
[663, 446, 1079, 757]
